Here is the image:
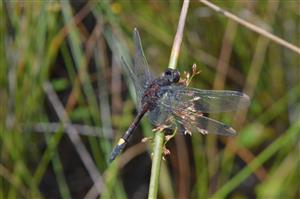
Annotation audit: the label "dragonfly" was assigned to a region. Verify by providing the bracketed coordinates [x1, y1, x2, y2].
[109, 28, 250, 162]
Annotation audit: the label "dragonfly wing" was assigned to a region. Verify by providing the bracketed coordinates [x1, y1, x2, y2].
[148, 103, 171, 126]
[151, 85, 249, 135]
[121, 29, 154, 110]
[121, 56, 143, 109]
[159, 85, 250, 113]
[172, 110, 236, 136]
[133, 28, 153, 90]
[150, 93, 236, 136]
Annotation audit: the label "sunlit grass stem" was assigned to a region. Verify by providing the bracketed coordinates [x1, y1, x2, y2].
[148, 1, 190, 198]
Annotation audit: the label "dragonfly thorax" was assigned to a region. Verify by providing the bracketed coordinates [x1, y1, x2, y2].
[141, 81, 165, 111]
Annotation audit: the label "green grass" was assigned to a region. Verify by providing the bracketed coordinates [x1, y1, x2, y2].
[1, 1, 299, 199]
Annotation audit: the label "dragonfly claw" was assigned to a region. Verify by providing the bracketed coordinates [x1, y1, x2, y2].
[163, 147, 171, 156]
[165, 135, 174, 142]
[141, 137, 152, 143]
[152, 123, 171, 132]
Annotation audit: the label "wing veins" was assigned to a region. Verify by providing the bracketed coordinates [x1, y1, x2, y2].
[159, 85, 250, 113]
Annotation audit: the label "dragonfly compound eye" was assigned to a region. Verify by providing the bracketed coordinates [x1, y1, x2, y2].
[164, 69, 172, 76]
[164, 69, 180, 83]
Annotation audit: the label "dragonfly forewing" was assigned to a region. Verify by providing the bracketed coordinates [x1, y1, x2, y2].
[152, 85, 250, 136]
[133, 28, 153, 91]
[121, 56, 144, 109]
[159, 85, 250, 113]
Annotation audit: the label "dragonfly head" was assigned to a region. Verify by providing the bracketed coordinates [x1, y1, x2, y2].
[163, 68, 180, 83]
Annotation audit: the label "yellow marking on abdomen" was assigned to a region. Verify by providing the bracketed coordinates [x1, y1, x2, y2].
[117, 138, 126, 145]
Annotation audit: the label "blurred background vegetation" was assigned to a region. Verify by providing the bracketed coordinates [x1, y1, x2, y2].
[1, 0, 299, 199]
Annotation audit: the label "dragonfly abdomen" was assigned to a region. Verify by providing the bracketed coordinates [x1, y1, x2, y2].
[109, 108, 148, 162]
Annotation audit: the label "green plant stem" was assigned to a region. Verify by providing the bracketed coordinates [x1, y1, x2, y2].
[148, 1, 190, 198]
[148, 132, 165, 199]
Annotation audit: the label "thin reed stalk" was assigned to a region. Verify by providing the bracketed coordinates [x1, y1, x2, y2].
[148, 1, 190, 198]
